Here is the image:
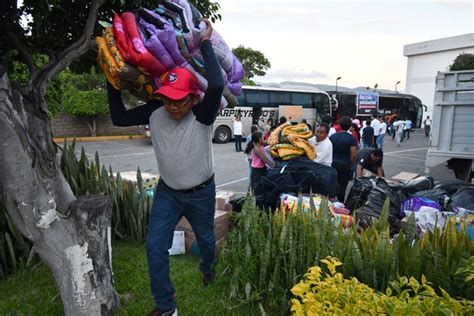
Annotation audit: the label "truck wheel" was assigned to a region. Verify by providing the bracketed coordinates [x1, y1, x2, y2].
[214, 126, 231, 143]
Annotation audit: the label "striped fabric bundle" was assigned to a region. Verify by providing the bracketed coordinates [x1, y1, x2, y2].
[269, 123, 316, 161]
[96, 0, 245, 108]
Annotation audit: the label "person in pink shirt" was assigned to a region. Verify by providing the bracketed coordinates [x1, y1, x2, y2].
[249, 131, 275, 190]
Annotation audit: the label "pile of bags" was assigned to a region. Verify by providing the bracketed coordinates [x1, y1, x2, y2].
[254, 157, 339, 211]
[278, 194, 353, 228]
[346, 176, 474, 237]
[268, 122, 316, 160]
[96, 0, 245, 107]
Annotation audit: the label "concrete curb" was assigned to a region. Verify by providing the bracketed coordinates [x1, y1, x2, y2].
[53, 135, 146, 143]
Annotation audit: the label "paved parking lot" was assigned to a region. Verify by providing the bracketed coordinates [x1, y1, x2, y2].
[74, 130, 458, 195]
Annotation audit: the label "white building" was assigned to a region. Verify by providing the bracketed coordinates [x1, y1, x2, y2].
[403, 33, 474, 120]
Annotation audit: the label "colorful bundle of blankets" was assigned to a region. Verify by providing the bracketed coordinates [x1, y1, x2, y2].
[96, 0, 245, 108]
[268, 122, 316, 161]
[279, 194, 353, 228]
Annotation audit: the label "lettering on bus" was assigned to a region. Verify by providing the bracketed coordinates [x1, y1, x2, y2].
[218, 109, 277, 118]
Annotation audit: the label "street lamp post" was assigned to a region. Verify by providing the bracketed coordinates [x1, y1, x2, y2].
[336, 77, 342, 92]
[395, 81, 401, 93]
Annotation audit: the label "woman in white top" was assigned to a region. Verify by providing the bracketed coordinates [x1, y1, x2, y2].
[394, 119, 405, 147]
[233, 115, 243, 152]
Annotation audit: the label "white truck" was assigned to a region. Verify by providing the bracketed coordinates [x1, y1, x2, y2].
[425, 70, 474, 182]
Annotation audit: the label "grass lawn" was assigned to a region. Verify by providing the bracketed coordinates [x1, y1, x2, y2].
[0, 242, 264, 316]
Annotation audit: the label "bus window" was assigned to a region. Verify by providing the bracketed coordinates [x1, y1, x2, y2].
[236, 90, 245, 106]
[269, 91, 291, 106]
[291, 93, 312, 108]
[246, 90, 258, 107]
[258, 91, 269, 106]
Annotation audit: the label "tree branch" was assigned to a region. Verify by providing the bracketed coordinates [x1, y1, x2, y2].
[31, 0, 106, 110]
[8, 31, 38, 78]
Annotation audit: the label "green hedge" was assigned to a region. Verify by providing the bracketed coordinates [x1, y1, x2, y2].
[221, 197, 474, 313]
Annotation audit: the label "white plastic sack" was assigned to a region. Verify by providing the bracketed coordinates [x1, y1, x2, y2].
[413, 206, 446, 235]
[169, 231, 185, 256]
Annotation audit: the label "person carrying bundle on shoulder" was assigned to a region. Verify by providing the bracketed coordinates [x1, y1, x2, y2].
[107, 19, 222, 316]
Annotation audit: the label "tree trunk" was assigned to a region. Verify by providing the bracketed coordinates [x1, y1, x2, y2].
[0, 73, 120, 314]
[86, 117, 97, 137]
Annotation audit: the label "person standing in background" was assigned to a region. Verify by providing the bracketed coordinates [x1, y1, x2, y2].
[301, 118, 312, 132]
[394, 118, 405, 147]
[249, 131, 275, 190]
[329, 116, 357, 202]
[308, 123, 333, 166]
[403, 117, 412, 141]
[278, 116, 287, 127]
[323, 115, 337, 136]
[371, 115, 381, 149]
[245, 125, 259, 179]
[362, 120, 374, 148]
[376, 117, 387, 150]
[349, 123, 360, 148]
[233, 115, 243, 152]
[423, 115, 432, 137]
[264, 117, 274, 140]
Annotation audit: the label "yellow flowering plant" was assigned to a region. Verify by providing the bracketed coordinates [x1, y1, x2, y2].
[291, 257, 474, 315]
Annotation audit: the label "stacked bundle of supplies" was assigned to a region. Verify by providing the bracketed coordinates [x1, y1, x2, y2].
[269, 122, 316, 161]
[278, 194, 353, 228]
[96, 0, 244, 108]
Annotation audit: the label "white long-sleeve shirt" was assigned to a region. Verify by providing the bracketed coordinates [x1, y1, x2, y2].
[309, 136, 333, 166]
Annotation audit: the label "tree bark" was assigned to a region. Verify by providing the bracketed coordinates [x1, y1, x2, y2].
[0, 72, 120, 314]
[86, 117, 98, 137]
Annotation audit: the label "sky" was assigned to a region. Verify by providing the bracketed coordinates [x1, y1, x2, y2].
[214, 0, 473, 91]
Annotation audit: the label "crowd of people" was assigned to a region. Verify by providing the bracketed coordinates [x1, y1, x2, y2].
[239, 114, 398, 202]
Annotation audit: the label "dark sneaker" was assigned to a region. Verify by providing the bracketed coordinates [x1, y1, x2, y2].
[148, 308, 177, 316]
[203, 271, 215, 287]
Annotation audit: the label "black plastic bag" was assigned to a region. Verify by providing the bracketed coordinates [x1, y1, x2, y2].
[449, 187, 474, 212]
[229, 197, 247, 213]
[254, 157, 339, 210]
[345, 177, 376, 211]
[363, 178, 406, 233]
[395, 176, 435, 195]
[355, 206, 380, 229]
[434, 181, 474, 195]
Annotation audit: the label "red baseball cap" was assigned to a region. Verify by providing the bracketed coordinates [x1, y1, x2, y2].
[156, 67, 199, 100]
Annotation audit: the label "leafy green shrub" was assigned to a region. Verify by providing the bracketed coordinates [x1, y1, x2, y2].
[221, 196, 474, 313]
[61, 68, 109, 137]
[291, 257, 474, 315]
[60, 140, 152, 241]
[0, 197, 36, 280]
[450, 53, 474, 71]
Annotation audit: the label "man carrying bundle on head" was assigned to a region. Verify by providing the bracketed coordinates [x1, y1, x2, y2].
[107, 19, 222, 316]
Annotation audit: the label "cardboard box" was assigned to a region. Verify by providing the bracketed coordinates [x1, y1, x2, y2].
[116, 171, 160, 190]
[176, 210, 230, 254]
[216, 191, 235, 210]
[390, 172, 419, 182]
[184, 236, 227, 255]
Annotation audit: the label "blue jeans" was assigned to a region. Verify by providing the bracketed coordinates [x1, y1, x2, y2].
[376, 133, 385, 150]
[146, 179, 216, 310]
[234, 135, 242, 151]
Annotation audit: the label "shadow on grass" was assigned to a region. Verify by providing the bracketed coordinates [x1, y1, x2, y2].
[0, 241, 263, 316]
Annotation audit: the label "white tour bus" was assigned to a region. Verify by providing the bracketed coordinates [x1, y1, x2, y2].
[213, 85, 332, 143]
